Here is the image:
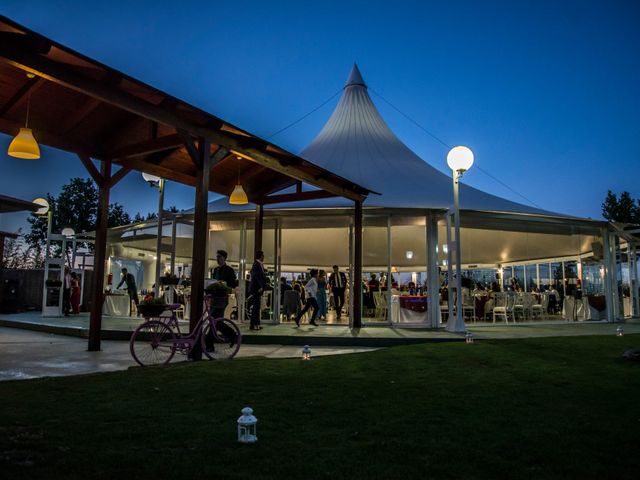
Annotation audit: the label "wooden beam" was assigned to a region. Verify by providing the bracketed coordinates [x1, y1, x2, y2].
[105, 133, 183, 161]
[59, 97, 101, 134]
[0, 117, 92, 156]
[0, 75, 42, 117]
[88, 159, 111, 351]
[189, 137, 212, 360]
[178, 130, 200, 168]
[260, 189, 338, 205]
[353, 200, 363, 329]
[0, 33, 370, 203]
[240, 148, 366, 202]
[113, 156, 196, 187]
[109, 166, 131, 188]
[77, 154, 103, 186]
[0, 40, 235, 147]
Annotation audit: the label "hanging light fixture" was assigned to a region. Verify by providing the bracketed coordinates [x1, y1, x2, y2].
[8, 91, 40, 159]
[229, 157, 248, 205]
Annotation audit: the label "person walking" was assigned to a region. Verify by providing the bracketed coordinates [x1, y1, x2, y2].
[248, 250, 266, 330]
[328, 265, 347, 320]
[117, 268, 139, 316]
[211, 249, 238, 319]
[316, 269, 328, 321]
[62, 266, 72, 317]
[295, 269, 319, 327]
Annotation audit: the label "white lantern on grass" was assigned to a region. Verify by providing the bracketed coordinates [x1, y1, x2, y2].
[616, 326, 624, 337]
[237, 407, 257, 443]
[302, 345, 312, 360]
[465, 332, 474, 344]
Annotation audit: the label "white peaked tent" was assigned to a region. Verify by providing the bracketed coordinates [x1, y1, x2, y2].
[112, 65, 633, 327]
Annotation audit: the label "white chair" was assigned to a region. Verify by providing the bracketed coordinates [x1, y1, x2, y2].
[462, 289, 476, 322]
[514, 293, 534, 321]
[373, 291, 388, 320]
[532, 293, 548, 320]
[493, 292, 516, 323]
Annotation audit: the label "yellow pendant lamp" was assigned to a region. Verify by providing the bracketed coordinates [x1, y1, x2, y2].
[229, 184, 249, 205]
[8, 94, 40, 160]
[229, 157, 248, 205]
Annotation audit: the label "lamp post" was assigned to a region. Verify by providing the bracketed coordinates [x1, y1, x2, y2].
[445, 146, 474, 333]
[143, 173, 165, 297]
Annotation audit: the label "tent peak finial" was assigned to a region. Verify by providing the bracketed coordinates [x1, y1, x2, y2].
[345, 63, 366, 88]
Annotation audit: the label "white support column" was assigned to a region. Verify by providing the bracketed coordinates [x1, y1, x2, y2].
[629, 241, 638, 317]
[426, 211, 440, 328]
[238, 218, 247, 323]
[386, 214, 393, 324]
[348, 221, 354, 326]
[602, 228, 616, 323]
[445, 211, 454, 327]
[273, 219, 282, 324]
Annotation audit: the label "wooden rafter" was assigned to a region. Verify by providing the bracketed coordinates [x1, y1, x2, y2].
[59, 97, 102, 134]
[106, 133, 184, 161]
[0, 74, 42, 117]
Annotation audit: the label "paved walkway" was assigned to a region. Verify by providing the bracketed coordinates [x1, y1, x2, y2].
[0, 327, 377, 381]
[1, 311, 639, 347]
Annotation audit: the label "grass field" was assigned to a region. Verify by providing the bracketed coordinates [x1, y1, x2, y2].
[1, 335, 639, 479]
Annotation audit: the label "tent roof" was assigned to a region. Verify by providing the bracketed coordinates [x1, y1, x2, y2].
[204, 64, 581, 218]
[300, 64, 560, 214]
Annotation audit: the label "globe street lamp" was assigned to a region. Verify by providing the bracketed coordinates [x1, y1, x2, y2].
[445, 146, 474, 333]
[143, 172, 164, 296]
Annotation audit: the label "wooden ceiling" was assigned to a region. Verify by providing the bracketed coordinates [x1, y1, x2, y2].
[0, 16, 371, 204]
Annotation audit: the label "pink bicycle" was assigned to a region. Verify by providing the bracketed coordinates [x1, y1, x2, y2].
[129, 296, 242, 366]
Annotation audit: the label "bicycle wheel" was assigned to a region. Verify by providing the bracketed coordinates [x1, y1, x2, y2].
[201, 318, 242, 360]
[130, 320, 176, 366]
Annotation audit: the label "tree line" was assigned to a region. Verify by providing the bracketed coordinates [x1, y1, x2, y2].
[2, 178, 178, 269]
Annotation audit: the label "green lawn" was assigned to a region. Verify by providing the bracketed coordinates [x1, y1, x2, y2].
[1, 335, 639, 479]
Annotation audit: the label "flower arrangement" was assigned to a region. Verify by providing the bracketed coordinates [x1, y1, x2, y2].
[205, 281, 230, 297]
[137, 297, 169, 318]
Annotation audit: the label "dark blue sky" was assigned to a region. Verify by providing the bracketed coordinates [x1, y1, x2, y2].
[1, 0, 639, 233]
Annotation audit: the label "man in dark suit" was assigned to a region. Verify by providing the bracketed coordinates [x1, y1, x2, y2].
[248, 250, 266, 330]
[328, 265, 347, 320]
[116, 267, 139, 316]
[211, 249, 238, 319]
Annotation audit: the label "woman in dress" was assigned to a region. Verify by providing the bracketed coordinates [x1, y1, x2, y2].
[70, 272, 81, 314]
[316, 269, 328, 321]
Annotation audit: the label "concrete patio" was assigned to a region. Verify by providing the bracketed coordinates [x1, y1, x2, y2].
[1, 311, 638, 347]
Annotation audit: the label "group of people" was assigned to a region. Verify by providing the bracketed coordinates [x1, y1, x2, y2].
[278, 265, 348, 326]
[62, 266, 82, 316]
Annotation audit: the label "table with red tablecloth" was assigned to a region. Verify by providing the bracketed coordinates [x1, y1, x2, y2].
[391, 295, 428, 323]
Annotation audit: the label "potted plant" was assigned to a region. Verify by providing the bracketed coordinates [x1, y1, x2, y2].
[137, 297, 169, 318]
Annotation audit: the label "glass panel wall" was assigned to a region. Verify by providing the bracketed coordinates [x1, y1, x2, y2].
[363, 215, 389, 323]
[391, 216, 428, 324]
[525, 264, 537, 291]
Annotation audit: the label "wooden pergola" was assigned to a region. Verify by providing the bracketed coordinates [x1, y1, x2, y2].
[0, 16, 370, 352]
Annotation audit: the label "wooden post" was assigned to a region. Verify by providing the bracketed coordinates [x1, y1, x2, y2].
[188, 138, 212, 360]
[88, 159, 111, 351]
[353, 200, 363, 329]
[254, 204, 264, 256]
